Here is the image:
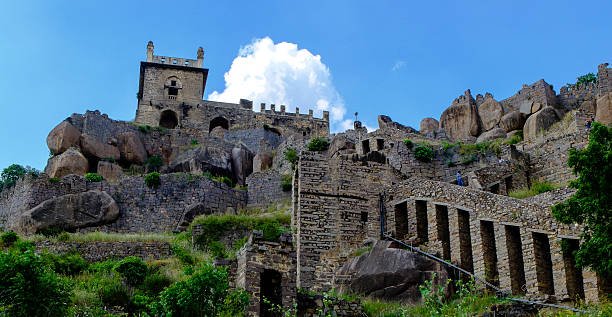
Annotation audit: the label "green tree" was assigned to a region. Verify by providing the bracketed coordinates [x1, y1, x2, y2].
[0, 247, 71, 316]
[552, 122, 612, 277]
[1, 164, 27, 188]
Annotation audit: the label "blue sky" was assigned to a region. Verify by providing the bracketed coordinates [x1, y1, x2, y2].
[0, 0, 610, 170]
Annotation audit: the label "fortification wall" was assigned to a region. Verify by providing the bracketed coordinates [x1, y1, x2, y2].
[246, 169, 291, 207]
[385, 178, 601, 302]
[598, 63, 611, 97]
[499, 79, 557, 110]
[295, 151, 401, 292]
[520, 130, 589, 185]
[35, 241, 173, 262]
[558, 83, 597, 111]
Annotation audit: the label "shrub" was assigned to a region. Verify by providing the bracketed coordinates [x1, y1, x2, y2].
[138, 125, 152, 133]
[145, 172, 161, 188]
[307, 138, 329, 151]
[0, 248, 71, 316]
[144, 156, 163, 168]
[49, 177, 60, 183]
[48, 251, 89, 276]
[172, 244, 195, 265]
[414, 145, 434, 162]
[281, 174, 292, 192]
[152, 264, 248, 316]
[98, 275, 133, 308]
[37, 226, 64, 237]
[85, 173, 103, 182]
[220, 176, 233, 188]
[142, 273, 173, 296]
[1, 164, 35, 189]
[532, 181, 555, 194]
[190, 139, 199, 145]
[208, 240, 228, 259]
[404, 139, 414, 149]
[509, 181, 556, 199]
[256, 222, 284, 241]
[1, 231, 18, 246]
[114, 256, 148, 286]
[284, 148, 298, 165]
[89, 258, 119, 273]
[57, 231, 70, 241]
[576, 73, 598, 86]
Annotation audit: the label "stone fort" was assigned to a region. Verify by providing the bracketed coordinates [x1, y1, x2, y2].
[1, 42, 611, 315]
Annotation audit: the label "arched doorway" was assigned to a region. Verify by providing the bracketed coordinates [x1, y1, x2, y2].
[209, 117, 229, 132]
[159, 110, 178, 129]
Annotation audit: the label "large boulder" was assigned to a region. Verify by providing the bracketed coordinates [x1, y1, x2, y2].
[12, 190, 119, 234]
[47, 121, 81, 155]
[231, 144, 253, 186]
[478, 97, 504, 131]
[97, 161, 124, 181]
[328, 134, 356, 157]
[45, 147, 89, 178]
[338, 240, 448, 303]
[377, 115, 418, 134]
[252, 152, 273, 173]
[499, 110, 526, 132]
[596, 92, 612, 125]
[440, 90, 481, 140]
[476, 128, 507, 143]
[118, 131, 148, 165]
[80, 134, 120, 161]
[419, 118, 439, 135]
[524, 107, 559, 142]
[170, 146, 233, 177]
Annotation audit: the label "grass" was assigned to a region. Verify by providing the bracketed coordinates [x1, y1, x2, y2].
[361, 293, 503, 317]
[508, 181, 557, 199]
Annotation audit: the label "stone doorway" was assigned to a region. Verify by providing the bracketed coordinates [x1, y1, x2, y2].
[261, 269, 282, 317]
[159, 110, 178, 129]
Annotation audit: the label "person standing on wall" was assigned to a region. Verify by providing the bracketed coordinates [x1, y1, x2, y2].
[456, 171, 464, 186]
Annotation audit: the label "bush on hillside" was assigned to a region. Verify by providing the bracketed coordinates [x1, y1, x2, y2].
[307, 138, 329, 151]
[414, 145, 434, 162]
[114, 256, 148, 286]
[145, 172, 161, 188]
[85, 173, 102, 182]
[404, 139, 414, 149]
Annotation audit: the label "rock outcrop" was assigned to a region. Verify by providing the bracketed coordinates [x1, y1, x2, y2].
[523, 107, 559, 142]
[419, 118, 439, 135]
[80, 134, 121, 161]
[231, 144, 253, 186]
[170, 146, 232, 177]
[253, 152, 273, 173]
[47, 121, 81, 155]
[338, 240, 448, 303]
[478, 97, 504, 131]
[118, 131, 148, 165]
[476, 127, 507, 143]
[45, 147, 89, 178]
[499, 110, 526, 132]
[596, 92, 612, 125]
[12, 190, 119, 234]
[440, 90, 480, 140]
[329, 134, 356, 157]
[378, 115, 418, 134]
[97, 161, 124, 181]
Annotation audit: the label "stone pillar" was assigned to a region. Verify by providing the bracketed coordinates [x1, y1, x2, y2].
[309, 109, 313, 118]
[583, 269, 598, 303]
[146, 41, 154, 62]
[196, 46, 204, 67]
[260, 103, 266, 112]
[470, 215, 485, 281]
[295, 107, 300, 116]
[495, 222, 511, 292]
[449, 207, 461, 266]
[323, 111, 329, 121]
[426, 201, 442, 257]
[521, 228, 538, 296]
[271, 104, 275, 112]
[550, 237, 568, 299]
[280, 105, 286, 115]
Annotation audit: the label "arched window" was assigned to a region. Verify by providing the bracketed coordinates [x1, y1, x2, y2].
[164, 76, 182, 99]
[159, 110, 178, 129]
[209, 117, 229, 132]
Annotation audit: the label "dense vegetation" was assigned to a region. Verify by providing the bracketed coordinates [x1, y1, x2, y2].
[307, 138, 329, 151]
[414, 145, 434, 162]
[553, 122, 612, 278]
[508, 181, 557, 199]
[0, 164, 40, 193]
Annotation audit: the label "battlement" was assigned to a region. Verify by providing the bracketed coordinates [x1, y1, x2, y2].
[258, 102, 329, 121]
[145, 41, 203, 68]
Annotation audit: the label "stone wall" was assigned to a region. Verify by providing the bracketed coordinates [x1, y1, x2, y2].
[598, 63, 611, 97]
[295, 151, 400, 292]
[499, 79, 557, 110]
[297, 292, 364, 317]
[558, 83, 597, 111]
[246, 169, 291, 207]
[384, 178, 602, 302]
[35, 240, 173, 262]
[0, 172, 247, 233]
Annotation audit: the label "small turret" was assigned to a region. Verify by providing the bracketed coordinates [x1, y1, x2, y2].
[196, 47, 204, 67]
[146, 41, 154, 62]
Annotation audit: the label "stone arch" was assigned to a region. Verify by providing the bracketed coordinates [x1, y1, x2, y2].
[159, 110, 178, 129]
[209, 116, 229, 132]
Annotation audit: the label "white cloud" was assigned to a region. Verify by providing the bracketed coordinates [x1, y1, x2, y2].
[208, 37, 349, 132]
[392, 60, 406, 71]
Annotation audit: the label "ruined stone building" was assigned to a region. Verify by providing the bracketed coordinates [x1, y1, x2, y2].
[1, 42, 611, 315]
